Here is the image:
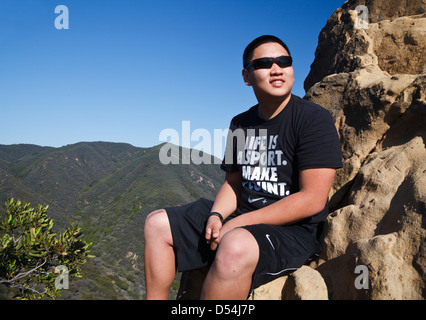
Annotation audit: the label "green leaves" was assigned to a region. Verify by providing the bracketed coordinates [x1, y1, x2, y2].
[0, 198, 93, 299]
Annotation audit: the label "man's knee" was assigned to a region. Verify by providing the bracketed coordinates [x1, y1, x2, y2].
[213, 228, 259, 276]
[144, 209, 173, 244]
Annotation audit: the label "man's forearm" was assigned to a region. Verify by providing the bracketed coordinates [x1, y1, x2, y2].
[224, 189, 325, 230]
[210, 171, 242, 219]
[222, 168, 336, 231]
[210, 181, 239, 219]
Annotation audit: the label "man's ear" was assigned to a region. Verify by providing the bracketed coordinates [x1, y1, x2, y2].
[242, 69, 252, 86]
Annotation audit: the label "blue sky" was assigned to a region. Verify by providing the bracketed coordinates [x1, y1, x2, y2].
[0, 0, 345, 152]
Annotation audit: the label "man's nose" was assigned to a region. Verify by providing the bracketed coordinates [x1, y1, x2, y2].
[270, 63, 283, 74]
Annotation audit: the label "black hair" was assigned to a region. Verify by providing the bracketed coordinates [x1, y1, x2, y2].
[243, 35, 291, 69]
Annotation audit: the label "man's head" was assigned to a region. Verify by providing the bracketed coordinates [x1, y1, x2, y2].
[243, 35, 291, 69]
[242, 35, 294, 104]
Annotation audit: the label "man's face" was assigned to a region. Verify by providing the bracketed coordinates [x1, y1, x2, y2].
[243, 42, 294, 102]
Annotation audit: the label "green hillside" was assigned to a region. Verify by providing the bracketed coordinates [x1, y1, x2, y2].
[0, 142, 224, 299]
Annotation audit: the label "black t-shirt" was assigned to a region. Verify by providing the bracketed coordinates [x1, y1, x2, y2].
[221, 94, 342, 225]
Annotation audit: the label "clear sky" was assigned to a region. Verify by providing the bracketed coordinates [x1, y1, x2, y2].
[0, 0, 345, 152]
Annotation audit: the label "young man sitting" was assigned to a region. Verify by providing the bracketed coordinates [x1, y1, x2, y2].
[144, 35, 342, 300]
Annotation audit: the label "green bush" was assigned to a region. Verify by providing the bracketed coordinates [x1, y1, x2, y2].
[0, 199, 93, 299]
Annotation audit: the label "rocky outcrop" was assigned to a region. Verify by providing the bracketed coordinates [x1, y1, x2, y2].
[304, 0, 425, 91]
[249, 266, 328, 300]
[316, 137, 425, 299]
[303, 0, 425, 300]
[282, 266, 328, 300]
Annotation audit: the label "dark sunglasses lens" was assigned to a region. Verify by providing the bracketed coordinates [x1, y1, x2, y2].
[252, 58, 273, 69]
[276, 56, 292, 67]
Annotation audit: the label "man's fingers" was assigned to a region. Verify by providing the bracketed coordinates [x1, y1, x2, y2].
[205, 216, 222, 246]
[211, 224, 220, 238]
[206, 227, 219, 240]
[205, 227, 212, 241]
[210, 241, 218, 251]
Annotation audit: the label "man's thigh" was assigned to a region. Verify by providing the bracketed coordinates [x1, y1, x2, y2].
[241, 223, 321, 291]
[165, 198, 215, 272]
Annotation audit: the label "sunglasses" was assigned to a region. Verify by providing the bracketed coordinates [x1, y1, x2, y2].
[245, 56, 293, 70]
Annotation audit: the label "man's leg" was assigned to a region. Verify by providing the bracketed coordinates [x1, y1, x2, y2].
[200, 228, 259, 300]
[144, 209, 175, 299]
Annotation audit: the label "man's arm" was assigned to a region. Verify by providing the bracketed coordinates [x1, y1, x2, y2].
[212, 168, 336, 248]
[205, 171, 242, 246]
[211, 171, 242, 218]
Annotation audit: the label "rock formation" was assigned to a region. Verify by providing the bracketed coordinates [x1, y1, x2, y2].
[248, 266, 328, 300]
[303, 0, 425, 299]
[178, 0, 425, 300]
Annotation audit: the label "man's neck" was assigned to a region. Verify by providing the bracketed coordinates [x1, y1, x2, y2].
[258, 93, 292, 120]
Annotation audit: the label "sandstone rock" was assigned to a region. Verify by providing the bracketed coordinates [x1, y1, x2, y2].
[304, 0, 425, 90]
[249, 266, 329, 300]
[346, 0, 425, 23]
[304, 0, 425, 300]
[323, 137, 426, 258]
[305, 11, 425, 202]
[282, 266, 328, 300]
[249, 275, 288, 300]
[367, 15, 426, 75]
[317, 138, 426, 299]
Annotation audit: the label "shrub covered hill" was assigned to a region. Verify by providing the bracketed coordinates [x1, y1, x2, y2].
[0, 142, 224, 299]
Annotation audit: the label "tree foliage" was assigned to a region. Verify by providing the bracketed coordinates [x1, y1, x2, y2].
[0, 199, 93, 299]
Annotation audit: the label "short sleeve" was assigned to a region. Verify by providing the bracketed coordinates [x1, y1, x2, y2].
[296, 107, 342, 170]
[220, 119, 241, 173]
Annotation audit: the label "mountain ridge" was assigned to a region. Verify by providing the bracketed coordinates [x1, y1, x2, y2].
[0, 141, 225, 299]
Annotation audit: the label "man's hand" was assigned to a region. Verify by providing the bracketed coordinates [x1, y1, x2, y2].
[205, 215, 222, 251]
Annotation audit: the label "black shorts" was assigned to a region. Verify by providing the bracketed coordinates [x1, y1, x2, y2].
[165, 198, 322, 291]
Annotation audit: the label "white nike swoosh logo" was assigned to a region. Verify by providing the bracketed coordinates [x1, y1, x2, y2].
[248, 196, 265, 203]
[266, 234, 275, 250]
